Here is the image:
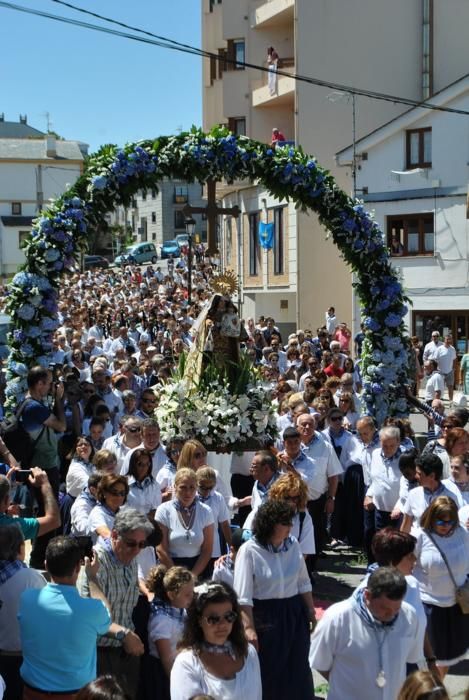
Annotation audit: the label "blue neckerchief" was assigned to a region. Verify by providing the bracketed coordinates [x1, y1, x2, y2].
[81, 488, 97, 506]
[423, 483, 445, 499]
[381, 448, 401, 467]
[329, 427, 345, 440]
[113, 434, 122, 448]
[301, 432, 319, 450]
[197, 492, 213, 504]
[263, 535, 294, 554]
[257, 472, 279, 498]
[150, 598, 187, 622]
[0, 559, 26, 584]
[163, 458, 177, 473]
[362, 432, 379, 449]
[129, 475, 154, 490]
[352, 586, 399, 629]
[291, 451, 306, 467]
[100, 503, 119, 518]
[173, 499, 196, 516]
[73, 457, 93, 467]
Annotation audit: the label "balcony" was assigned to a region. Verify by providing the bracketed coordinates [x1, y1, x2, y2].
[252, 59, 295, 108]
[252, 0, 294, 29]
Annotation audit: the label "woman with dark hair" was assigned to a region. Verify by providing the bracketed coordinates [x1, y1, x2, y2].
[413, 496, 469, 678]
[170, 581, 261, 700]
[75, 675, 130, 700]
[65, 436, 96, 498]
[126, 448, 161, 519]
[87, 473, 129, 543]
[421, 421, 463, 478]
[234, 500, 315, 700]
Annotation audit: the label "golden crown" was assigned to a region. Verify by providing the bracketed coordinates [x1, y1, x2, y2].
[211, 269, 238, 296]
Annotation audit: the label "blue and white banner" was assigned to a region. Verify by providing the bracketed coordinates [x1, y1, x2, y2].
[258, 221, 274, 249]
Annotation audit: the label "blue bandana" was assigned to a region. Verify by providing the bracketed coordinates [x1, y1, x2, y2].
[150, 598, 187, 622]
[0, 559, 26, 584]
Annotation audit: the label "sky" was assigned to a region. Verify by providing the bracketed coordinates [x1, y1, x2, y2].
[0, 0, 202, 153]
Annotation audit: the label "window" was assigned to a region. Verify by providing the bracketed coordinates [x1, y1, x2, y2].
[151, 212, 156, 223]
[11, 202, 21, 215]
[210, 55, 217, 84]
[249, 212, 259, 276]
[387, 213, 434, 256]
[225, 217, 233, 262]
[19, 230, 29, 247]
[233, 40, 245, 69]
[151, 188, 157, 199]
[141, 190, 147, 201]
[406, 128, 432, 169]
[209, 0, 222, 11]
[273, 207, 285, 275]
[174, 210, 185, 229]
[228, 117, 246, 136]
[174, 186, 188, 203]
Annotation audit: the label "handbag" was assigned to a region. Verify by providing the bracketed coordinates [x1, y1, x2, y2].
[426, 530, 469, 614]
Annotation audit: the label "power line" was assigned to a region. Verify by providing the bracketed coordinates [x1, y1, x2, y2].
[2, 0, 469, 118]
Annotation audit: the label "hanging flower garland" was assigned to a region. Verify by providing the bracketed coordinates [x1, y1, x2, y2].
[5, 126, 410, 422]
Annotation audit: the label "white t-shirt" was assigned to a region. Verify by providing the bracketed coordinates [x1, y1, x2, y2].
[301, 434, 343, 499]
[402, 483, 463, 531]
[234, 537, 312, 606]
[137, 546, 158, 583]
[148, 605, 186, 660]
[121, 444, 167, 479]
[435, 344, 456, 374]
[88, 504, 119, 544]
[243, 510, 315, 556]
[424, 372, 445, 401]
[309, 597, 422, 700]
[170, 644, 262, 700]
[155, 501, 214, 559]
[70, 492, 97, 536]
[126, 477, 162, 516]
[366, 449, 402, 512]
[200, 491, 231, 557]
[66, 460, 95, 498]
[413, 525, 469, 606]
[0, 566, 46, 650]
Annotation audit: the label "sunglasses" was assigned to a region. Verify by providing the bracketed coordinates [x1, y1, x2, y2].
[330, 416, 343, 422]
[434, 519, 455, 527]
[108, 489, 126, 497]
[202, 611, 237, 626]
[198, 484, 214, 493]
[122, 538, 147, 550]
[126, 426, 141, 433]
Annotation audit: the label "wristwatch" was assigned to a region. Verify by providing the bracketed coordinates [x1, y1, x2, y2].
[115, 628, 129, 642]
[326, 495, 336, 501]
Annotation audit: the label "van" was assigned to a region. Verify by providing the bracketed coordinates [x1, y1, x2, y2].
[114, 242, 158, 266]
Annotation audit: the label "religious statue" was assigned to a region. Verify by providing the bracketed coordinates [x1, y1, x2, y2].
[183, 270, 245, 390]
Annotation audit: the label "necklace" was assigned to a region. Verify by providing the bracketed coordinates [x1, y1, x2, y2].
[201, 640, 236, 660]
[175, 501, 196, 541]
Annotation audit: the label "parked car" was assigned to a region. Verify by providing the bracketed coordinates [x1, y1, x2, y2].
[84, 255, 109, 269]
[175, 233, 190, 248]
[160, 240, 181, 259]
[114, 242, 158, 266]
[0, 314, 11, 360]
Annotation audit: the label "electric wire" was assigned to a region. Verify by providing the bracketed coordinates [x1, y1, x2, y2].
[1, 0, 469, 117]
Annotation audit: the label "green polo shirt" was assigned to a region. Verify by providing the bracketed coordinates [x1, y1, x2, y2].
[0, 512, 39, 540]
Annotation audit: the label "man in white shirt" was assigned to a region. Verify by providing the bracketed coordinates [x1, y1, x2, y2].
[120, 418, 166, 478]
[245, 450, 281, 525]
[423, 330, 443, 362]
[364, 426, 402, 560]
[400, 453, 463, 533]
[423, 360, 445, 402]
[435, 335, 457, 402]
[309, 567, 422, 700]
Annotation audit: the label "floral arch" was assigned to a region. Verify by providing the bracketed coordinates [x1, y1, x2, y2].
[5, 127, 410, 423]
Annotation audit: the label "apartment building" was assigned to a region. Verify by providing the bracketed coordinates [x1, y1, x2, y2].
[202, 0, 469, 336]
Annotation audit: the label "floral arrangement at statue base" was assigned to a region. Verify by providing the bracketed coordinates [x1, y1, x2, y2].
[155, 378, 278, 451]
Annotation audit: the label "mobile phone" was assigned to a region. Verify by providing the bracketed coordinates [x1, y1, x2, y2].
[16, 469, 32, 475]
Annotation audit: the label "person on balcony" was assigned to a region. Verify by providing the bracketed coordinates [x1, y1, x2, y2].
[267, 46, 279, 95]
[271, 128, 286, 148]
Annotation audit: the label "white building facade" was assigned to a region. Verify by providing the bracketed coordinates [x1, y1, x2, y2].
[336, 76, 469, 362]
[203, 0, 469, 336]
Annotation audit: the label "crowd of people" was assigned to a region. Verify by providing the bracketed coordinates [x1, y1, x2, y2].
[0, 257, 468, 700]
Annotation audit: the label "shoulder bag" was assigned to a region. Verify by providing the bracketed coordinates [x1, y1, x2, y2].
[426, 529, 469, 614]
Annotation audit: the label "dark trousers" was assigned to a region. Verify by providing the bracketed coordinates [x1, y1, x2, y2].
[29, 467, 60, 570]
[307, 494, 327, 568]
[0, 654, 22, 700]
[97, 647, 141, 700]
[364, 508, 400, 563]
[230, 473, 254, 526]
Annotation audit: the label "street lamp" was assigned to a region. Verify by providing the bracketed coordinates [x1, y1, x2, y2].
[184, 215, 196, 305]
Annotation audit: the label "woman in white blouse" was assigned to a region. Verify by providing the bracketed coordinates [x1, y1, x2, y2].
[155, 468, 214, 578]
[65, 436, 95, 498]
[87, 473, 129, 544]
[413, 496, 469, 678]
[234, 500, 315, 700]
[170, 581, 262, 700]
[126, 448, 161, 520]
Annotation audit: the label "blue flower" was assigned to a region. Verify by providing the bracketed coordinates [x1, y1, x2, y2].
[384, 313, 402, 328]
[364, 317, 381, 332]
[26, 326, 41, 339]
[92, 175, 108, 190]
[17, 304, 36, 321]
[44, 248, 60, 263]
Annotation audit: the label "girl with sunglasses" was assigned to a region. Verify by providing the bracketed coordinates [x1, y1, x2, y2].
[413, 496, 469, 678]
[65, 435, 95, 498]
[177, 439, 236, 510]
[126, 448, 161, 521]
[171, 582, 261, 700]
[87, 474, 129, 544]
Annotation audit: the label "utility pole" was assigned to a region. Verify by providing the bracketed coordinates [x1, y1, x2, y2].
[183, 180, 240, 257]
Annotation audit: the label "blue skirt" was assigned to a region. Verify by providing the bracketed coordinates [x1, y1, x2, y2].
[253, 594, 313, 700]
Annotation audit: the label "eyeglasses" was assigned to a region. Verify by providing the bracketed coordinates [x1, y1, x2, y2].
[434, 519, 455, 527]
[108, 489, 126, 497]
[126, 426, 141, 433]
[202, 611, 237, 626]
[341, 382, 353, 387]
[121, 538, 147, 550]
[170, 448, 181, 455]
[330, 416, 344, 422]
[198, 484, 214, 493]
